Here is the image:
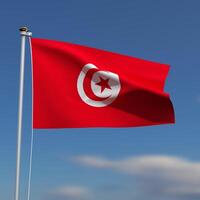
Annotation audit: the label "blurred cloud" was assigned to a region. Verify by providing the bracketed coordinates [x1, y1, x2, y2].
[72, 155, 200, 199]
[49, 185, 91, 200]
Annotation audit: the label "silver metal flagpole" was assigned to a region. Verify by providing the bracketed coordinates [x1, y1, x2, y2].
[15, 27, 32, 200]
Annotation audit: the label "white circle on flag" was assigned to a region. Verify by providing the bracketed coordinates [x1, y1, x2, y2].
[77, 63, 121, 107]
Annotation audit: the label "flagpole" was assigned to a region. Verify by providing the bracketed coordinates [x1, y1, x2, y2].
[15, 27, 32, 200]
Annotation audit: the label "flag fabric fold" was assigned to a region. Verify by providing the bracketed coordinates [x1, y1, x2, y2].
[30, 38, 175, 128]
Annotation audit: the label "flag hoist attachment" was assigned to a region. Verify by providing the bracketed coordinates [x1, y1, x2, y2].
[15, 27, 32, 200]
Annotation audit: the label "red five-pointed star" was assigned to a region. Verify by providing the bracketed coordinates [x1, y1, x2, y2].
[96, 77, 111, 93]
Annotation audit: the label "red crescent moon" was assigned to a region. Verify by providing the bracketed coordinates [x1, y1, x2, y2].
[83, 67, 109, 101]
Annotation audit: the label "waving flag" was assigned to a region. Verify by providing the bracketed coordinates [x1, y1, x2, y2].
[30, 38, 175, 128]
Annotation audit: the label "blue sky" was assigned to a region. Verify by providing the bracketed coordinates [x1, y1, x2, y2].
[0, 0, 200, 200]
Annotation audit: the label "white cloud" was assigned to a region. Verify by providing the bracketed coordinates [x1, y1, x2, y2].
[50, 186, 91, 199]
[72, 155, 200, 198]
[72, 155, 112, 168]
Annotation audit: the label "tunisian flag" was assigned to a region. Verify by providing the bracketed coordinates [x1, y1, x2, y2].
[30, 38, 175, 128]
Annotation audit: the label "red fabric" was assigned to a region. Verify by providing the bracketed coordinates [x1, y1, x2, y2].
[31, 38, 175, 128]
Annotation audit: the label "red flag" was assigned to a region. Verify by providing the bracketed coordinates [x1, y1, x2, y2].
[30, 38, 175, 128]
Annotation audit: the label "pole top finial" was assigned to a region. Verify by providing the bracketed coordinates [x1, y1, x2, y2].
[19, 27, 29, 32]
[19, 27, 32, 37]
